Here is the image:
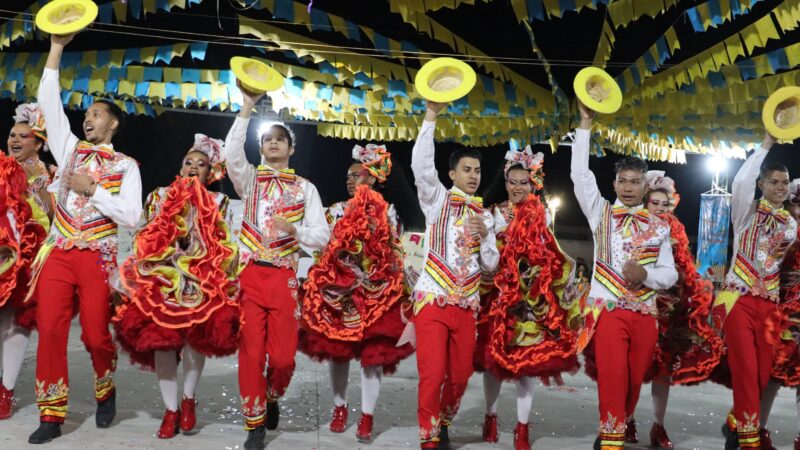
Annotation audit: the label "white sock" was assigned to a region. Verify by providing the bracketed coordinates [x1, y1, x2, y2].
[0, 308, 29, 390]
[360, 365, 382, 415]
[483, 371, 502, 415]
[330, 360, 349, 407]
[794, 387, 800, 436]
[155, 351, 179, 411]
[652, 380, 670, 425]
[760, 379, 781, 427]
[182, 346, 205, 400]
[516, 376, 536, 424]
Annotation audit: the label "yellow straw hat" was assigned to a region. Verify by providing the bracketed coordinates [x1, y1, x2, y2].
[414, 57, 476, 103]
[230, 57, 285, 94]
[35, 0, 98, 35]
[573, 67, 622, 114]
[762, 86, 800, 141]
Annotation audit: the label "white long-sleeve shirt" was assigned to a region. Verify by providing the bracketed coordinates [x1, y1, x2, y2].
[722, 147, 796, 300]
[410, 119, 499, 314]
[571, 128, 677, 314]
[224, 116, 329, 270]
[38, 67, 142, 254]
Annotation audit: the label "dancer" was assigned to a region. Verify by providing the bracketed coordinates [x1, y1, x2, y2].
[0, 104, 51, 418]
[476, 146, 581, 450]
[300, 144, 414, 443]
[570, 101, 678, 450]
[411, 100, 499, 449]
[8, 104, 53, 218]
[755, 180, 800, 450]
[29, 33, 143, 444]
[114, 134, 239, 439]
[712, 132, 797, 449]
[226, 85, 329, 450]
[625, 172, 722, 449]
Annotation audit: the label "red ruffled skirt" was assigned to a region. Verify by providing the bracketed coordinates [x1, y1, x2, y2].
[113, 177, 240, 370]
[0, 271, 37, 330]
[114, 301, 239, 370]
[648, 215, 723, 385]
[299, 301, 414, 374]
[485, 195, 582, 381]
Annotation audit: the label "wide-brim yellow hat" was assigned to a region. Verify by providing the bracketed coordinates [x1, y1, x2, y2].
[414, 57, 476, 103]
[763, 86, 800, 141]
[35, 0, 98, 35]
[573, 67, 622, 114]
[230, 57, 285, 94]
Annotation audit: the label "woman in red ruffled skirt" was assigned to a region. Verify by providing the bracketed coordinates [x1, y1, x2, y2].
[623, 172, 722, 449]
[476, 148, 582, 450]
[299, 144, 414, 443]
[114, 135, 239, 439]
[0, 104, 51, 419]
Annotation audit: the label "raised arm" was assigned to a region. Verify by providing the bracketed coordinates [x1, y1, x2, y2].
[570, 102, 605, 230]
[225, 86, 261, 198]
[39, 34, 80, 167]
[411, 101, 448, 223]
[730, 134, 774, 232]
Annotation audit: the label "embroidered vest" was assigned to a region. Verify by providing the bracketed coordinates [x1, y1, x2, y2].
[724, 200, 796, 301]
[591, 203, 664, 313]
[50, 142, 131, 256]
[413, 191, 485, 313]
[238, 166, 306, 269]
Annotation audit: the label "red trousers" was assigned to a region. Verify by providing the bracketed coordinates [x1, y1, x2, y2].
[238, 263, 299, 430]
[723, 294, 777, 448]
[594, 309, 657, 447]
[34, 248, 116, 423]
[415, 304, 476, 446]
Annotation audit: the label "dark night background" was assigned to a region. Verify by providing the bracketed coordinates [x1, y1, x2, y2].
[0, 0, 798, 237]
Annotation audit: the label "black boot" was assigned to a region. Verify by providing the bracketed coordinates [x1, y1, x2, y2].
[96, 389, 116, 428]
[438, 425, 450, 450]
[721, 423, 739, 450]
[244, 425, 266, 450]
[28, 422, 62, 444]
[593, 436, 600, 450]
[265, 401, 279, 430]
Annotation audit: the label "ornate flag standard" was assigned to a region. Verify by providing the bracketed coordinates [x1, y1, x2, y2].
[696, 193, 731, 282]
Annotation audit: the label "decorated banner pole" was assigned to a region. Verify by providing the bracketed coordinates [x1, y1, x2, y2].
[696, 192, 731, 283]
[696, 154, 731, 283]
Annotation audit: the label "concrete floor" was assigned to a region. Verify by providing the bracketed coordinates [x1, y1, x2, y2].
[1, 323, 798, 449]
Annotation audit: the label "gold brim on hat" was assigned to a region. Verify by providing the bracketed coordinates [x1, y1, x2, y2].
[763, 86, 800, 141]
[414, 57, 476, 103]
[230, 57, 285, 94]
[35, 0, 98, 35]
[573, 67, 622, 114]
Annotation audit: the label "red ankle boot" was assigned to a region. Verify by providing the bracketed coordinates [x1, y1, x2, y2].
[0, 383, 14, 420]
[514, 422, 531, 450]
[482, 413, 498, 443]
[157, 409, 181, 439]
[356, 413, 373, 442]
[180, 396, 196, 432]
[329, 404, 348, 433]
[759, 428, 776, 450]
[649, 422, 673, 449]
[794, 433, 800, 450]
[625, 419, 638, 443]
